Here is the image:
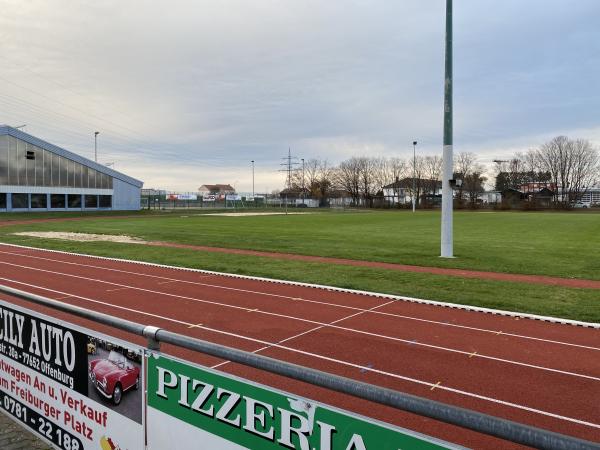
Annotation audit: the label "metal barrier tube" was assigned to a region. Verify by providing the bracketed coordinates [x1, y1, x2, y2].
[0, 284, 598, 450]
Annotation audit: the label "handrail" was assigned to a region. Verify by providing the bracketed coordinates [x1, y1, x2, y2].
[1, 284, 598, 450]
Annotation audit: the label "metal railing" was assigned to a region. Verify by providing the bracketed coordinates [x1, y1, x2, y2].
[1, 284, 598, 450]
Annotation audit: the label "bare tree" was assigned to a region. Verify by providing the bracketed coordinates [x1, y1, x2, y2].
[570, 139, 600, 202]
[423, 155, 443, 195]
[334, 158, 362, 205]
[454, 152, 483, 201]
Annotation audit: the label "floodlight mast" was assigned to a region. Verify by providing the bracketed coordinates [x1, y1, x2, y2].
[441, 0, 454, 258]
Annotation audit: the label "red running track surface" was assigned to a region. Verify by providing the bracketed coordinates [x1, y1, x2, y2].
[0, 243, 598, 449]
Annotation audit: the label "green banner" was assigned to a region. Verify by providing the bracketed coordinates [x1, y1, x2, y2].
[147, 354, 458, 450]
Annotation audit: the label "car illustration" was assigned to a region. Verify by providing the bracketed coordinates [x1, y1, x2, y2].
[89, 350, 140, 405]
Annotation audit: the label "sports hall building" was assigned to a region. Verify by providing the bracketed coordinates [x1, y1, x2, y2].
[0, 125, 143, 212]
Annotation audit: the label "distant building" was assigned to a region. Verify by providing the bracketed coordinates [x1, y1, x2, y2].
[0, 125, 143, 212]
[198, 184, 235, 197]
[382, 178, 442, 204]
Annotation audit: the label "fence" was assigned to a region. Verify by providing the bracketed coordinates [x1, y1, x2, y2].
[0, 284, 597, 450]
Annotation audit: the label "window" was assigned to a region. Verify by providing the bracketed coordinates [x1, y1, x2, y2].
[11, 193, 28, 208]
[68, 194, 81, 208]
[0, 193, 6, 209]
[30, 194, 47, 208]
[85, 195, 98, 208]
[99, 195, 112, 208]
[51, 194, 66, 208]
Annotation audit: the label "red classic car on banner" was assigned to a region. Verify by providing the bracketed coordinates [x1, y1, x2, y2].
[89, 350, 140, 405]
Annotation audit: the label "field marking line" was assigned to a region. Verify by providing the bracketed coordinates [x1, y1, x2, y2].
[431, 382, 442, 391]
[211, 300, 397, 370]
[1, 244, 599, 330]
[188, 323, 203, 329]
[1, 260, 599, 382]
[0, 248, 597, 351]
[1, 276, 598, 431]
[106, 287, 131, 292]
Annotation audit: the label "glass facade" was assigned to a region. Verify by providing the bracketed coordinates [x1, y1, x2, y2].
[0, 135, 113, 189]
[11, 193, 28, 208]
[68, 194, 82, 208]
[30, 194, 47, 208]
[50, 194, 66, 208]
[85, 195, 98, 208]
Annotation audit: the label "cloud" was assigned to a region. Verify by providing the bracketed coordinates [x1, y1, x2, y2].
[0, 0, 598, 191]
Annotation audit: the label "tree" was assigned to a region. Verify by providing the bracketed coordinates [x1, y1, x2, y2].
[463, 172, 487, 207]
[334, 158, 362, 205]
[536, 136, 600, 205]
[454, 152, 483, 201]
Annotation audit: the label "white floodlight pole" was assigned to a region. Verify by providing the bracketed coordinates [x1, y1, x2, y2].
[441, 0, 454, 258]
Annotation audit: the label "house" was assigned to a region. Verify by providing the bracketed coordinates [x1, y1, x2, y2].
[527, 187, 554, 208]
[501, 188, 524, 208]
[382, 178, 442, 205]
[198, 184, 235, 200]
[479, 191, 502, 205]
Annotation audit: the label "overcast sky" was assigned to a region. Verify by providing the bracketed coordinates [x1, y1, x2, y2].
[1, 0, 598, 192]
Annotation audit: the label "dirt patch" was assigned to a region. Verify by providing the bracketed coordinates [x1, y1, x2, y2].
[12, 231, 146, 244]
[199, 212, 311, 217]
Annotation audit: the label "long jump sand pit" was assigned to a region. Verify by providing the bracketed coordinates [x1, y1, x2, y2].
[198, 212, 311, 217]
[12, 231, 147, 244]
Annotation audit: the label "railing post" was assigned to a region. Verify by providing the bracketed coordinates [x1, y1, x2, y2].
[143, 325, 162, 351]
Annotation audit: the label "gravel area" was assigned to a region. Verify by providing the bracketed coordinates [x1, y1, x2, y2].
[0, 413, 51, 450]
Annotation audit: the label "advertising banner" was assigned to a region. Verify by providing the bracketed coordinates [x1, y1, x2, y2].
[202, 195, 216, 202]
[0, 301, 144, 450]
[225, 194, 241, 201]
[146, 354, 457, 450]
[178, 194, 197, 201]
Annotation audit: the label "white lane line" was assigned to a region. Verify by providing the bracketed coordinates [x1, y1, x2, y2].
[0, 249, 597, 351]
[211, 300, 397, 370]
[2, 242, 599, 330]
[1, 261, 598, 381]
[106, 287, 131, 292]
[1, 277, 598, 431]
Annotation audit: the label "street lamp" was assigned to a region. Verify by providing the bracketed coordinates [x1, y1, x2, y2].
[251, 160, 255, 199]
[412, 141, 417, 213]
[301, 158, 305, 205]
[94, 131, 100, 163]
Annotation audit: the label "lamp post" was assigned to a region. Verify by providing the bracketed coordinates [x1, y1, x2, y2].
[251, 160, 255, 199]
[412, 141, 417, 212]
[441, 0, 454, 258]
[94, 131, 100, 163]
[301, 158, 305, 205]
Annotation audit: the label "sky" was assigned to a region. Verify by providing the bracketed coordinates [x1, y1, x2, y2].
[0, 0, 599, 192]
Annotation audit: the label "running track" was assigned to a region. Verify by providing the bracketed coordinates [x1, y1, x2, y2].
[0, 243, 598, 449]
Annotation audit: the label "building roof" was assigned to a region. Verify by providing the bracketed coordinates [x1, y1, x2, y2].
[199, 184, 235, 191]
[383, 178, 442, 189]
[0, 125, 143, 188]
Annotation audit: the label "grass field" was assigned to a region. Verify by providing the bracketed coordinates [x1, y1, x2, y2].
[0, 209, 598, 321]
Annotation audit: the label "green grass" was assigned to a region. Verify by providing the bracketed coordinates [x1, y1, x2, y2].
[1, 209, 598, 322]
[1, 210, 598, 279]
[0, 237, 598, 322]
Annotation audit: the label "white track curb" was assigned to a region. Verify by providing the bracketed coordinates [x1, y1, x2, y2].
[1, 242, 598, 329]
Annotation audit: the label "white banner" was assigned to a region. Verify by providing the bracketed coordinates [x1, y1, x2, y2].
[0, 301, 144, 450]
